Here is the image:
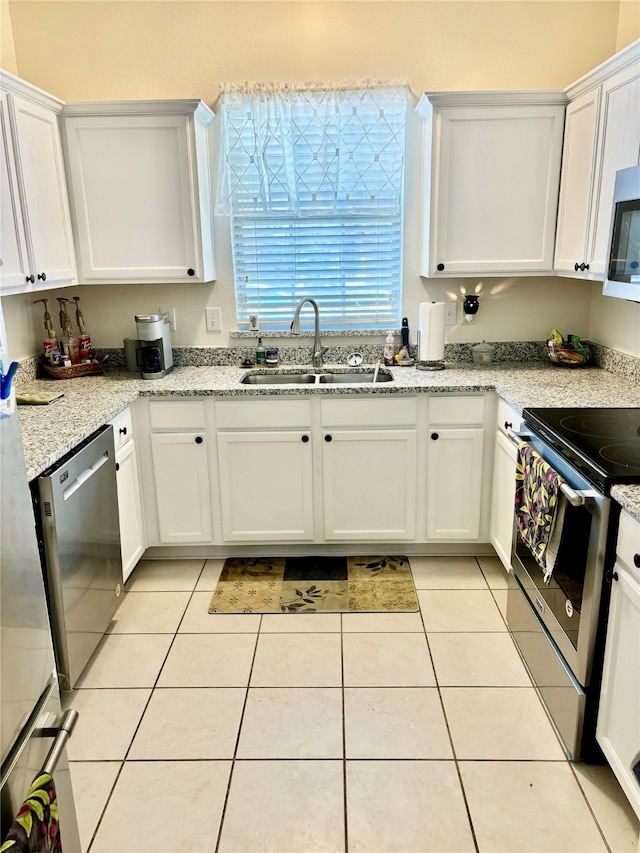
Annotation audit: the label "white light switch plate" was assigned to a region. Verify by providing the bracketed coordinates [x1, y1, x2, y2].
[445, 302, 457, 326]
[206, 307, 222, 332]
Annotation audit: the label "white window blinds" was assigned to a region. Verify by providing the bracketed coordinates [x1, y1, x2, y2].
[217, 83, 408, 330]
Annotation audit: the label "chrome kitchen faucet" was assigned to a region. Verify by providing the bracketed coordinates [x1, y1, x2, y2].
[290, 298, 328, 368]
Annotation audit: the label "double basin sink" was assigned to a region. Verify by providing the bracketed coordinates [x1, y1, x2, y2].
[241, 368, 393, 385]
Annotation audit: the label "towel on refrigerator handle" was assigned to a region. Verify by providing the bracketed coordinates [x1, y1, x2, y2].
[515, 442, 567, 583]
[0, 773, 61, 853]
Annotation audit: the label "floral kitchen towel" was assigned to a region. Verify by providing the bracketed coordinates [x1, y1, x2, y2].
[0, 773, 61, 853]
[515, 442, 567, 583]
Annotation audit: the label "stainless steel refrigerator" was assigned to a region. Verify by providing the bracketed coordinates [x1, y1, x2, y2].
[0, 401, 81, 850]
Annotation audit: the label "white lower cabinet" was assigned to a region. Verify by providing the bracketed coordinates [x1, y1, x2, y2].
[115, 439, 146, 581]
[137, 393, 493, 548]
[109, 407, 145, 582]
[140, 399, 214, 545]
[150, 432, 213, 544]
[489, 400, 523, 570]
[322, 429, 417, 540]
[217, 430, 314, 541]
[215, 399, 314, 543]
[425, 396, 488, 540]
[321, 397, 418, 541]
[596, 511, 640, 819]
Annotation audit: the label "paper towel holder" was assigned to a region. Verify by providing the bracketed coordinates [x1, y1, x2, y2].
[463, 294, 480, 322]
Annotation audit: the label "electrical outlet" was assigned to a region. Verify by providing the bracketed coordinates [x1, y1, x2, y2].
[445, 302, 457, 326]
[205, 307, 222, 332]
[248, 314, 259, 332]
[159, 306, 176, 331]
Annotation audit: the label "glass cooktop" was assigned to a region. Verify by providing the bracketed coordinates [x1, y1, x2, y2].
[523, 407, 640, 492]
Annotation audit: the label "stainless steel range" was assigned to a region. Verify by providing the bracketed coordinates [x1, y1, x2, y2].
[507, 407, 640, 761]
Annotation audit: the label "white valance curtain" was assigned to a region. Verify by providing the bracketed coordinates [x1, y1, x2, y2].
[216, 81, 409, 218]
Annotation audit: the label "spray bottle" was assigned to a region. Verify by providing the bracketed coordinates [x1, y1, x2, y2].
[33, 298, 61, 366]
[73, 297, 92, 361]
[57, 298, 80, 365]
[383, 331, 395, 366]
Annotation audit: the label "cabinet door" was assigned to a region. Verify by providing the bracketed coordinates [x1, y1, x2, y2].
[489, 429, 517, 570]
[150, 432, 213, 544]
[588, 62, 640, 275]
[596, 565, 640, 819]
[426, 428, 484, 539]
[115, 439, 146, 582]
[9, 94, 76, 286]
[554, 89, 600, 274]
[0, 93, 30, 293]
[322, 429, 417, 540]
[63, 114, 210, 283]
[429, 104, 564, 275]
[217, 431, 314, 541]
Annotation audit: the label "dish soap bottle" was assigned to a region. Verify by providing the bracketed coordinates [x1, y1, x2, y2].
[33, 298, 61, 367]
[256, 337, 266, 365]
[383, 331, 395, 366]
[73, 297, 92, 362]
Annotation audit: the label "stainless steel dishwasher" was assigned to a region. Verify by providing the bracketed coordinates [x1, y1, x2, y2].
[35, 425, 122, 690]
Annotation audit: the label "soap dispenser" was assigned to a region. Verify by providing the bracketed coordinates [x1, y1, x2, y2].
[383, 331, 395, 366]
[256, 337, 266, 365]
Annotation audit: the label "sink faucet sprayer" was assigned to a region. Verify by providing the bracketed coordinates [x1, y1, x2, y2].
[290, 298, 328, 369]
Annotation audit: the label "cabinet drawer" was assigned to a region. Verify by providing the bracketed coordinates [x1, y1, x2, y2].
[149, 400, 207, 430]
[429, 395, 484, 425]
[108, 407, 133, 450]
[216, 399, 312, 430]
[497, 398, 522, 436]
[321, 397, 417, 427]
[617, 510, 640, 582]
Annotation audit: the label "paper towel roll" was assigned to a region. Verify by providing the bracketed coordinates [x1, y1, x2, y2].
[417, 302, 445, 362]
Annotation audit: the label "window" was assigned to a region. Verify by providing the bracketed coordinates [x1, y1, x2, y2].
[216, 84, 408, 330]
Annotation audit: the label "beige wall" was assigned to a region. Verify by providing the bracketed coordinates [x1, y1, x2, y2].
[0, 0, 17, 74]
[2, 1, 635, 360]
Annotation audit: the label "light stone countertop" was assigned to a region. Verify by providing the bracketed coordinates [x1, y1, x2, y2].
[16, 361, 640, 520]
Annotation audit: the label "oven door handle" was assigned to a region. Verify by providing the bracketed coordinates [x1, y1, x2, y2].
[506, 429, 594, 507]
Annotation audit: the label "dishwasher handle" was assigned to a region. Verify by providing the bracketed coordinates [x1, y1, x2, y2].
[63, 452, 109, 501]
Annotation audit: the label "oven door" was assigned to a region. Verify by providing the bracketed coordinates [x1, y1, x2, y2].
[508, 430, 609, 688]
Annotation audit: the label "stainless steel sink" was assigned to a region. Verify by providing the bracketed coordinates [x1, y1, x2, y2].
[240, 369, 393, 385]
[318, 370, 393, 384]
[241, 373, 317, 385]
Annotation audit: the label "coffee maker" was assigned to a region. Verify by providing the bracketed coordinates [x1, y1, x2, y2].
[130, 314, 174, 379]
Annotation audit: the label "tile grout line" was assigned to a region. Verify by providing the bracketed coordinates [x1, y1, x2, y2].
[420, 564, 480, 853]
[340, 613, 349, 853]
[213, 612, 262, 853]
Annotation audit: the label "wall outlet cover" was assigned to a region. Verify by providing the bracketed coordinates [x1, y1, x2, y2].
[159, 306, 177, 331]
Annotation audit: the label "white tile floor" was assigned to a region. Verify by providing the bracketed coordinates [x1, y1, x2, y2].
[64, 555, 640, 853]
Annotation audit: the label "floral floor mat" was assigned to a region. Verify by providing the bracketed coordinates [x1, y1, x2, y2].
[208, 555, 419, 614]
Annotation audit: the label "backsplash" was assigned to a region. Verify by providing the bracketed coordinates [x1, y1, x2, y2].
[14, 341, 640, 386]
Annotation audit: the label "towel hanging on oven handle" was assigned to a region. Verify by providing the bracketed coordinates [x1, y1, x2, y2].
[506, 430, 593, 507]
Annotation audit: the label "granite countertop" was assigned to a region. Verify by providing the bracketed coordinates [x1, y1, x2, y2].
[16, 361, 640, 520]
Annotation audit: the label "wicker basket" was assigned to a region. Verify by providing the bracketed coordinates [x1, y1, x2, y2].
[40, 357, 106, 380]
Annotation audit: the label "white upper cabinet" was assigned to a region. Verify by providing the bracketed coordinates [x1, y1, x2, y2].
[554, 41, 640, 278]
[61, 100, 215, 284]
[416, 92, 566, 277]
[0, 72, 76, 294]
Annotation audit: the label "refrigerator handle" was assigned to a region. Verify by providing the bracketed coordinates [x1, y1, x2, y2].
[35, 709, 79, 775]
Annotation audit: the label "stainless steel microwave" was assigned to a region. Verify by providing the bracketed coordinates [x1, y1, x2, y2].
[603, 164, 640, 302]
